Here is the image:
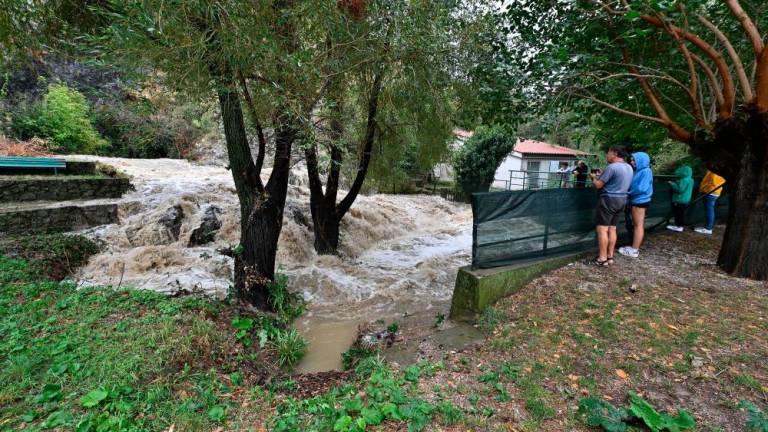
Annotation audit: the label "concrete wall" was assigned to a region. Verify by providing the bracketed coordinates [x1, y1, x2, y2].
[449, 254, 583, 322]
[0, 177, 131, 203]
[0, 204, 118, 235]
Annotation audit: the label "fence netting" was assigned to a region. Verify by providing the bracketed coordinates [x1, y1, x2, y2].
[472, 177, 728, 269]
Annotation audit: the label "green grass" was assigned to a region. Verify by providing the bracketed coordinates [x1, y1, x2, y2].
[0, 241, 462, 432]
[0, 257, 255, 430]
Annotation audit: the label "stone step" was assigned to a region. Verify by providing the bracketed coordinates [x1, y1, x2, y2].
[0, 201, 119, 235]
[0, 176, 131, 203]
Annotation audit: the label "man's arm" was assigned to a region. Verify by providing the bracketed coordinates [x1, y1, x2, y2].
[592, 176, 605, 189]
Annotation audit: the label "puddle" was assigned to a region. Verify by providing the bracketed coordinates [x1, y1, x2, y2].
[295, 318, 361, 373]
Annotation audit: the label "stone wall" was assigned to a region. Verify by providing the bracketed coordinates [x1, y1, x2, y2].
[0, 204, 118, 235]
[0, 177, 131, 202]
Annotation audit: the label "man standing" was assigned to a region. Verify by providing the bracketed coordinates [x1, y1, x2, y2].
[572, 160, 589, 188]
[588, 146, 633, 266]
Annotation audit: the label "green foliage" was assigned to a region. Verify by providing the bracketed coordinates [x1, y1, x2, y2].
[386, 322, 400, 334]
[269, 363, 459, 432]
[342, 346, 378, 371]
[0, 233, 99, 280]
[578, 393, 695, 432]
[452, 126, 515, 197]
[268, 272, 306, 323]
[741, 401, 768, 432]
[92, 96, 211, 159]
[0, 256, 251, 431]
[628, 392, 695, 432]
[274, 328, 307, 369]
[478, 305, 506, 334]
[578, 397, 630, 432]
[12, 84, 105, 154]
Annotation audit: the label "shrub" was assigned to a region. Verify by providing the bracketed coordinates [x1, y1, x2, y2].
[452, 125, 515, 198]
[92, 101, 204, 159]
[0, 233, 99, 280]
[273, 328, 307, 369]
[12, 84, 106, 154]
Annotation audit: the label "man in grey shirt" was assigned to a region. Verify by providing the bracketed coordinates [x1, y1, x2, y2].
[588, 146, 633, 266]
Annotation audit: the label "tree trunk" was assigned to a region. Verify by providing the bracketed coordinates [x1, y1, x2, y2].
[695, 107, 768, 279]
[304, 72, 382, 255]
[217, 77, 297, 308]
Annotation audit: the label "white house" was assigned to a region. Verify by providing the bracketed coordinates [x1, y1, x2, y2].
[492, 139, 591, 190]
[432, 129, 473, 181]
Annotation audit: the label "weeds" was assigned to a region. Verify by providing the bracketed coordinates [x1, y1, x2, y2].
[274, 328, 307, 369]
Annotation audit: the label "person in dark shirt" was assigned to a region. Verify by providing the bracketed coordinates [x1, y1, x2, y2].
[572, 160, 589, 188]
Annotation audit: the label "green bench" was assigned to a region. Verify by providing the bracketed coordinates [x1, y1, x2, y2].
[0, 156, 66, 174]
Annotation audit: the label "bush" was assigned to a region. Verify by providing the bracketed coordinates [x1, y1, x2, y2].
[273, 328, 307, 369]
[92, 101, 205, 159]
[0, 233, 99, 280]
[12, 84, 106, 154]
[452, 126, 515, 198]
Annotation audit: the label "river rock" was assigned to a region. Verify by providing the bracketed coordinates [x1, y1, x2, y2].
[188, 205, 223, 246]
[158, 204, 184, 240]
[126, 204, 184, 246]
[286, 201, 311, 228]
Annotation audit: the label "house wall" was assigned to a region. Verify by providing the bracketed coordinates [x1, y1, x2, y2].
[494, 155, 580, 190]
[492, 152, 523, 190]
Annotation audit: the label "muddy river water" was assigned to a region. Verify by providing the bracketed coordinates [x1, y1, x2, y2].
[71, 157, 472, 371]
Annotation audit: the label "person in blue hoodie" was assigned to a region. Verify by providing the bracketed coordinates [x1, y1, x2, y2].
[619, 152, 653, 258]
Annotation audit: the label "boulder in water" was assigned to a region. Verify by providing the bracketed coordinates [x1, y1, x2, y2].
[158, 204, 184, 241]
[188, 205, 223, 246]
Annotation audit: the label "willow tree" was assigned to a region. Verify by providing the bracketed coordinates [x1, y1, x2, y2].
[298, 0, 458, 254]
[94, 0, 331, 308]
[502, 0, 768, 279]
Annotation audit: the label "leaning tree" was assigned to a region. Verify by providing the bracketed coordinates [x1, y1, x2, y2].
[503, 0, 768, 279]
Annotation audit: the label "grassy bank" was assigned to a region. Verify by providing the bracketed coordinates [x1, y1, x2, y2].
[2, 232, 767, 431]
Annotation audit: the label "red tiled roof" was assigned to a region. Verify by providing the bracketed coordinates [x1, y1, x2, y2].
[513, 139, 589, 156]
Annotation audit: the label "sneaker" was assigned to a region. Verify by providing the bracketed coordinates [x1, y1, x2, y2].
[666, 225, 684, 232]
[618, 246, 639, 258]
[694, 227, 713, 235]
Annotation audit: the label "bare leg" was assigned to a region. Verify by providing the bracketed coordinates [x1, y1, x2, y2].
[632, 207, 646, 250]
[596, 226, 609, 261]
[607, 226, 618, 258]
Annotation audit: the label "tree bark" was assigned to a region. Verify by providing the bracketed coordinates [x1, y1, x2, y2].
[217, 76, 296, 309]
[692, 107, 768, 279]
[305, 71, 383, 255]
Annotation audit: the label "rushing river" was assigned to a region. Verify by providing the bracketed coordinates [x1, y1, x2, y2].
[73, 157, 472, 325]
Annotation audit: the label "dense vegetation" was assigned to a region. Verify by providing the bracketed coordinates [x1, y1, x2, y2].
[0, 59, 211, 158]
[452, 126, 515, 198]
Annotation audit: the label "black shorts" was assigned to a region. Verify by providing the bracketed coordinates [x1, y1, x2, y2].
[594, 196, 627, 226]
[629, 202, 650, 209]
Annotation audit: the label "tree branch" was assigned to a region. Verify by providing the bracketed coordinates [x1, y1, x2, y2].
[640, 14, 735, 118]
[692, 54, 724, 107]
[658, 14, 704, 125]
[579, 93, 668, 124]
[337, 70, 384, 215]
[238, 71, 267, 175]
[756, 46, 768, 112]
[724, 0, 764, 57]
[697, 14, 753, 101]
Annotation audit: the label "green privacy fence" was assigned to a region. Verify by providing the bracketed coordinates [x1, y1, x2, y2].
[471, 177, 728, 269]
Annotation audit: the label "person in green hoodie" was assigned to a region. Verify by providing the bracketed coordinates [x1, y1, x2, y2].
[666, 165, 694, 232]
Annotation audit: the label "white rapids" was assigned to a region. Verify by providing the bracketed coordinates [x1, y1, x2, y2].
[72, 156, 472, 321]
